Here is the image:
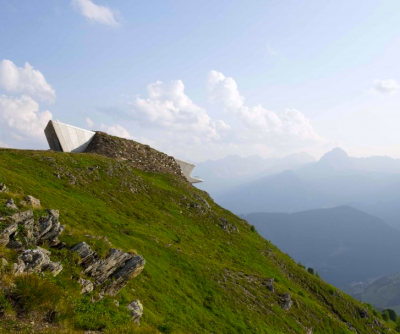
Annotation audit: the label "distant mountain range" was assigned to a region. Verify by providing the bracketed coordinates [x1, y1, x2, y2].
[242, 206, 400, 287]
[194, 152, 316, 197]
[216, 148, 400, 229]
[347, 271, 400, 314]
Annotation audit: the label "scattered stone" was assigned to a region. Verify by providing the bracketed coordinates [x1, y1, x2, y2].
[114, 299, 119, 307]
[0, 183, 8, 193]
[280, 293, 293, 310]
[24, 195, 41, 208]
[79, 278, 94, 295]
[306, 328, 313, 334]
[13, 247, 63, 276]
[359, 309, 369, 319]
[266, 278, 275, 292]
[219, 217, 239, 233]
[127, 300, 143, 325]
[5, 198, 18, 210]
[346, 322, 357, 333]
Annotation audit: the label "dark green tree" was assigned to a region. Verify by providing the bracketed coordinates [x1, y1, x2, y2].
[307, 267, 314, 275]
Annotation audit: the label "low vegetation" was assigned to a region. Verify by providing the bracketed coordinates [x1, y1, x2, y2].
[0, 147, 396, 333]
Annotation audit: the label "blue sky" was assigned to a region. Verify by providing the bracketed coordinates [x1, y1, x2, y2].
[1, 0, 400, 161]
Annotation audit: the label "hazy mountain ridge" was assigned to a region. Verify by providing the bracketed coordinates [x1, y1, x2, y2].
[218, 148, 400, 229]
[242, 206, 400, 287]
[194, 152, 316, 197]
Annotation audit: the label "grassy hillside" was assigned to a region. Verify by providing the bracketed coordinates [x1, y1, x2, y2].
[0, 148, 393, 333]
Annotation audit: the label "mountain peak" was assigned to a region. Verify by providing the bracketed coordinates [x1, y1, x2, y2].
[319, 147, 350, 170]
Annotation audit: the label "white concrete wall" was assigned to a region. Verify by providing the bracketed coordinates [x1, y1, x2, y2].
[44, 120, 95, 153]
[175, 159, 203, 184]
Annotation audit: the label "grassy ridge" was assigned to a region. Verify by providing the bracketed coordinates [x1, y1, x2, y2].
[0, 149, 392, 333]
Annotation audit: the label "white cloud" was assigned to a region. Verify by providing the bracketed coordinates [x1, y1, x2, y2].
[373, 79, 400, 95]
[86, 117, 94, 128]
[0, 60, 56, 102]
[130, 80, 228, 139]
[0, 95, 52, 141]
[100, 123, 132, 139]
[71, 0, 119, 27]
[206, 70, 324, 145]
[0, 140, 9, 148]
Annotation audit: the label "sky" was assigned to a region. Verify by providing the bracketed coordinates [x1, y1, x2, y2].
[1, 0, 400, 161]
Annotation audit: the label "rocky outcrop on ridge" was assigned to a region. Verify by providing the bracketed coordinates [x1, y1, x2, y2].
[84, 131, 185, 179]
[71, 242, 145, 296]
[0, 190, 145, 298]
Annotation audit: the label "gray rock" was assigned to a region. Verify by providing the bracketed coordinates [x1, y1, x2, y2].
[72, 243, 146, 296]
[13, 247, 63, 276]
[35, 210, 65, 246]
[0, 183, 8, 193]
[5, 199, 18, 210]
[127, 300, 143, 325]
[84, 248, 132, 285]
[219, 217, 239, 233]
[0, 220, 18, 246]
[104, 255, 146, 296]
[79, 278, 94, 295]
[71, 242, 97, 267]
[24, 195, 41, 208]
[1, 209, 64, 249]
[359, 309, 369, 319]
[266, 278, 275, 292]
[9, 210, 34, 223]
[280, 293, 293, 310]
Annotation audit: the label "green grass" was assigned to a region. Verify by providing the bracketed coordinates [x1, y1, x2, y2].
[0, 149, 394, 333]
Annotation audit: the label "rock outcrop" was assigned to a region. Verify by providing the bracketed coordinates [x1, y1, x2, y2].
[72, 242, 146, 296]
[13, 247, 63, 276]
[84, 131, 185, 179]
[0, 183, 8, 193]
[219, 217, 239, 233]
[127, 300, 143, 325]
[280, 293, 293, 310]
[0, 209, 65, 249]
[78, 278, 94, 295]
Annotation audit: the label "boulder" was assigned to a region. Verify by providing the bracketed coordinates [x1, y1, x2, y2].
[79, 278, 94, 295]
[24, 195, 41, 208]
[104, 255, 146, 296]
[280, 293, 293, 310]
[13, 247, 63, 276]
[0, 183, 8, 193]
[266, 278, 275, 292]
[5, 199, 18, 210]
[219, 217, 239, 233]
[72, 243, 146, 296]
[84, 248, 132, 285]
[71, 242, 97, 267]
[127, 300, 143, 325]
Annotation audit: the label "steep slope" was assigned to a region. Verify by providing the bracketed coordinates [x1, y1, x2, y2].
[243, 206, 400, 287]
[0, 146, 392, 334]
